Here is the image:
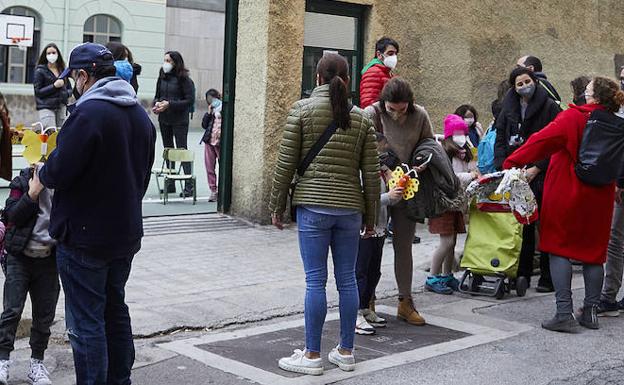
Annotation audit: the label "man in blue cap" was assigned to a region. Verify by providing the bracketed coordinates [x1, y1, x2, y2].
[37, 43, 155, 385]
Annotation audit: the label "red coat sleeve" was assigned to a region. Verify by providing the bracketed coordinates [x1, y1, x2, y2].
[503, 109, 579, 169]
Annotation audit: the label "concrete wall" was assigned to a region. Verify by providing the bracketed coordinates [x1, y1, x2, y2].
[229, 0, 306, 222]
[230, 0, 624, 222]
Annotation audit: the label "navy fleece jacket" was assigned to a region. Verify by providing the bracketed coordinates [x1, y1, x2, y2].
[39, 76, 156, 255]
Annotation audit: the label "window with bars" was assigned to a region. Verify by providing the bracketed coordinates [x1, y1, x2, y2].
[83, 15, 122, 45]
[0, 6, 41, 84]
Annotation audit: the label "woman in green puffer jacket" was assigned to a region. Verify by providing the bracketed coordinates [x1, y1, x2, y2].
[269, 53, 379, 376]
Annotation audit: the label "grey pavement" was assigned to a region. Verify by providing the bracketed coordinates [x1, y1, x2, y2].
[2, 216, 624, 384]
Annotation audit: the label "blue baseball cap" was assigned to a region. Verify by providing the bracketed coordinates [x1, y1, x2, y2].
[59, 43, 114, 79]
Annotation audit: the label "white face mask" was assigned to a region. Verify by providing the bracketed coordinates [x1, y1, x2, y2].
[162, 62, 174, 74]
[464, 118, 475, 127]
[453, 135, 467, 147]
[46, 54, 58, 64]
[383, 54, 398, 70]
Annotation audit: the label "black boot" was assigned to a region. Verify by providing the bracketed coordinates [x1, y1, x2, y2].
[541, 313, 577, 333]
[578, 305, 599, 330]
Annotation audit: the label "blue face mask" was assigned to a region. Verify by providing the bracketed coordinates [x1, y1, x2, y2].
[211, 99, 222, 110]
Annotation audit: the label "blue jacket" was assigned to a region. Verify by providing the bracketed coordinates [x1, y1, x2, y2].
[39, 77, 156, 256]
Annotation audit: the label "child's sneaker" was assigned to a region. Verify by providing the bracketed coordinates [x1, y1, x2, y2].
[362, 309, 386, 328]
[355, 312, 375, 335]
[28, 358, 51, 385]
[328, 346, 355, 372]
[425, 276, 453, 295]
[0, 360, 9, 385]
[278, 349, 323, 376]
[442, 274, 460, 291]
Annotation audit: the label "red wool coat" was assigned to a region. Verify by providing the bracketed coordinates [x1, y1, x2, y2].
[359, 64, 392, 109]
[504, 103, 615, 264]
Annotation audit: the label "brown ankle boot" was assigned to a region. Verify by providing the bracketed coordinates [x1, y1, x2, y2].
[397, 298, 426, 326]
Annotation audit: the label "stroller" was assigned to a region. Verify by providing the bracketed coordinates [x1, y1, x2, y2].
[458, 171, 537, 299]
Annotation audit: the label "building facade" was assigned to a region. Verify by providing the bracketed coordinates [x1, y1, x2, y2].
[228, 0, 624, 222]
[0, 0, 225, 128]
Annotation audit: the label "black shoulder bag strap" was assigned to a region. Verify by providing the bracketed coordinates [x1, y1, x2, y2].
[296, 120, 338, 177]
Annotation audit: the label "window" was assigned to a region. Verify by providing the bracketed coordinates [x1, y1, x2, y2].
[0, 7, 41, 84]
[302, 0, 365, 104]
[83, 15, 122, 44]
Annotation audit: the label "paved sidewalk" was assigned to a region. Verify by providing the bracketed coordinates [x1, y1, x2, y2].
[2, 215, 445, 338]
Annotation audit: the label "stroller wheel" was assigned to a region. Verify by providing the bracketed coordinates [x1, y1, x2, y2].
[516, 276, 528, 297]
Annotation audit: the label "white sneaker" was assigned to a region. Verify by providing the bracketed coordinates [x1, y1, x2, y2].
[0, 360, 9, 385]
[328, 345, 355, 372]
[363, 309, 387, 328]
[28, 358, 51, 385]
[355, 313, 375, 335]
[278, 349, 323, 376]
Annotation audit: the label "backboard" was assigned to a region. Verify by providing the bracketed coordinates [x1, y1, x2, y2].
[0, 14, 34, 47]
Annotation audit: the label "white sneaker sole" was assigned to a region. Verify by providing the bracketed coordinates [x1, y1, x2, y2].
[598, 310, 620, 317]
[278, 360, 323, 376]
[355, 327, 375, 335]
[367, 320, 387, 328]
[328, 354, 355, 372]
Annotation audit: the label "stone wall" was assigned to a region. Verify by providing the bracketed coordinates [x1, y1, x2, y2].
[230, 0, 624, 223]
[362, 0, 624, 130]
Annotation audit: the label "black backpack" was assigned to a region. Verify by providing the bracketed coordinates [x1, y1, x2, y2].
[575, 110, 624, 186]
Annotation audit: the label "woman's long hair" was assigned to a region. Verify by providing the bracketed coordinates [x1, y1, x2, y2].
[316, 53, 351, 129]
[160, 50, 189, 79]
[36, 43, 66, 71]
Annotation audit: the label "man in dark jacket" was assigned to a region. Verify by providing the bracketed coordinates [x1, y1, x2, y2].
[517, 55, 561, 103]
[38, 43, 156, 385]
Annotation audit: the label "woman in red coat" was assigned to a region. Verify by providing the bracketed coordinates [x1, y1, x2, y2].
[504, 77, 624, 333]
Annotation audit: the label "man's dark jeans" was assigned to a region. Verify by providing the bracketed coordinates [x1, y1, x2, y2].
[0, 253, 59, 360]
[57, 245, 135, 385]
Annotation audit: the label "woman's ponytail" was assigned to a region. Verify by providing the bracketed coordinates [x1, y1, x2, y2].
[329, 75, 351, 129]
[317, 53, 351, 129]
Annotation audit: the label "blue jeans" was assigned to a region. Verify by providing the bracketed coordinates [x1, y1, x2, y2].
[297, 207, 361, 353]
[56, 245, 135, 385]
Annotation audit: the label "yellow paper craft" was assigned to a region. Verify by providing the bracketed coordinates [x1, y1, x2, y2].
[21, 130, 58, 164]
[387, 165, 419, 200]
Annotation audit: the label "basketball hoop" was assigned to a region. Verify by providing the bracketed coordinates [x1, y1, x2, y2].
[10, 37, 30, 52]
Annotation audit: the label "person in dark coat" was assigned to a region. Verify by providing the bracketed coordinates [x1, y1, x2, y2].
[517, 55, 561, 103]
[38, 43, 156, 385]
[106, 42, 142, 92]
[495, 66, 561, 292]
[153, 50, 195, 196]
[33, 43, 71, 128]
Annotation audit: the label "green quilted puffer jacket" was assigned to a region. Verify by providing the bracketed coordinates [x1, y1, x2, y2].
[269, 85, 380, 226]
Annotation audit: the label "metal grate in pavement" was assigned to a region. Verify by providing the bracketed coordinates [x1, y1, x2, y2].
[143, 214, 250, 237]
